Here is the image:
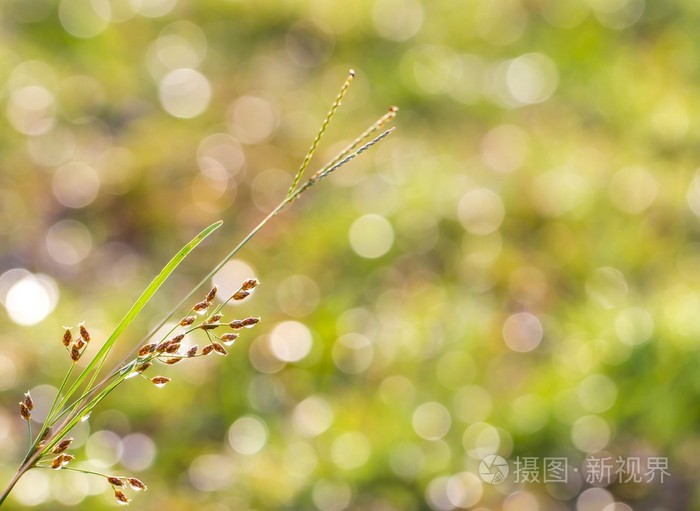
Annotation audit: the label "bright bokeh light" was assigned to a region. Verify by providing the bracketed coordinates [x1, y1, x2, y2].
[269, 320, 313, 362]
[292, 395, 334, 437]
[228, 416, 268, 455]
[159, 68, 212, 118]
[4, 272, 58, 325]
[348, 214, 394, 258]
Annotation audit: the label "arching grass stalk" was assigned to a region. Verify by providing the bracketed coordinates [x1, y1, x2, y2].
[0, 70, 397, 507]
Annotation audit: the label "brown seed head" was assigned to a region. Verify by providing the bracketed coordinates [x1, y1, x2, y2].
[165, 342, 181, 354]
[79, 324, 90, 343]
[61, 454, 75, 466]
[74, 338, 86, 350]
[127, 477, 147, 491]
[200, 323, 219, 331]
[70, 345, 81, 362]
[193, 300, 209, 312]
[62, 328, 72, 347]
[211, 342, 227, 356]
[179, 315, 196, 327]
[150, 376, 171, 387]
[220, 333, 239, 346]
[51, 455, 64, 470]
[52, 438, 74, 454]
[165, 357, 183, 365]
[207, 313, 223, 323]
[242, 316, 260, 327]
[107, 476, 124, 487]
[201, 345, 214, 356]
[19, 402, 31, 422]
[241, 278, 259, 291]
[135, 362, 152, 374]
[206, 286, 218, 303]
[114, 489, 130, 505]
[232, 290, 250, 301]
[186, 346, 198, 357]
[23, 392, 33, 411]
[138, 343, 157, 357]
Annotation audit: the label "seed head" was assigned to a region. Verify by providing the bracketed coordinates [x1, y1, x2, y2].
[201, 345, 214, 356]
[23, 392, 33, 411]
[19, 402, 31, 422]
[206, 286, 218, 303]
[207, 313, 223, 324]
[138, 343, 156, 357]
[164, 357, 183, 365]
[232, 290, 250, 301]
[51, 454, 74, 470]
[135, 362, 152, 374]
[74, 338, 86, 350]
[62, 328, 72, 347]
[127, 477, 147, 491]
[179, 315, 196, 327]
[186, 346, 198, 357]
[211, 342, 227, 356]
[193, 300, 209, 312]
[107, 476, 124, 487]
[165, 342, 181, 354]
[79, 324, 91, 343]
[114, 489, 130, 505]
[70, 345, 81, 362]
[220, 333, 239, 346]
[241, 278, 259, 291]
[52, 438, 74, 454]
[150, 376, 171, 388]
[229, 316, 261, 329]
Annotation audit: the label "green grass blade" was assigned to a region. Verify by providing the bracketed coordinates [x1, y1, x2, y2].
[56, 220, 224, 412]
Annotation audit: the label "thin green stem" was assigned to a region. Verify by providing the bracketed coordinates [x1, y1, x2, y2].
[36, 465, 109, 479]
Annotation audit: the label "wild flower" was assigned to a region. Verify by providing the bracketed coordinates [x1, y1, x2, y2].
[0, 69, 396, 506]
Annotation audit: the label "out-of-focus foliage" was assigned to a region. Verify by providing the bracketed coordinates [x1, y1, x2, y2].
[1, 0, 699, 509]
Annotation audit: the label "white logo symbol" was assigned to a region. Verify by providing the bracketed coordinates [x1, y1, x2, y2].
[479, 455, 509, 484]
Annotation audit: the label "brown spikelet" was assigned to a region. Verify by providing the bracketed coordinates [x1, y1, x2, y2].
[74, 338, 86, 350]
[51, 453, 73, 469]
[201, 345, 214, 356]
[186, 346, 198, 357]
[62, 328, 72, 347]
[138, 343, 156, 357]
[206, 286, 218, 303]
[200, 323, 219, 331]
[114, 489, 130, 505]
[220, 333, 238, 345]
[211, 342, 227, 356]
[193, 300, 209, 312]
[229, 316, 261, 329]
[241, 278, 259, 291]
[107, 476, 124, 487]
[179, 315, 196, 327]
[79, 324, 91, 343]
[23, 392, 33, 411]
[232, 290, 250, 301]
[150, 376, 171, 387]
[164, 357, 183, 365]
[19, 402, 31, 422]
[135, 362, 152, 374]
[127, 477, 147, 491]
[70, 345, 81, 362]
[165, 343, 181, 354]
[52, 438, 74, 454]
[206, 313, 223, 323]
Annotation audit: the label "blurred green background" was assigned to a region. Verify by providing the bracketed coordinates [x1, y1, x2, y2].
[1, 0, 699, 509]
